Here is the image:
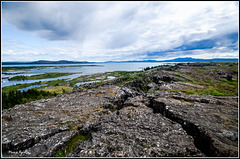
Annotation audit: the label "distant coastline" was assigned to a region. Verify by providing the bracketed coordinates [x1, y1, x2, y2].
[2, 57, 238, 65]
[2, 60, 93, 65]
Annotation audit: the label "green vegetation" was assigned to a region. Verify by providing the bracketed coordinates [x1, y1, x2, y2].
[2, 65, 101, 72]
[2, 66, 48, 72]
[8, 72, 75, 81]
[2, 79, 71, 109]
[2, 78, 71, 94]
[3, 72, 25, 75]
[60, 121, 72, 126]
[115, 71, 145, 86]
[148, 90, 161, 94]
[54, 133, 90, 157]
[95, 152, 101, 157]
[168, 62, 238, 96]
[42, 86, 73, 94]
[2, 81, 43, 94]
[2, 89, 57, 110]
[169, 81, 238, 96]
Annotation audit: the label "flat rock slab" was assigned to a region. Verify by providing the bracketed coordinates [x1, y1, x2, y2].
[2, 86, 122, 157]
[69, 106, 205, 157]
[152, 92, 238, 156]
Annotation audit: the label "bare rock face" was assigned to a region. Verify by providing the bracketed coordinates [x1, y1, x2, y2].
[151, 92, 238, 157]
[2, 86, 122, 157]
[69, 106, 204, 157]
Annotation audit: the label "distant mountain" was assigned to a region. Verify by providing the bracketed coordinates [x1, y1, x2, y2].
[161, 57, 239, 62]
[2, 60, 94, 65]
[2, 58, 238, 65]
[104, 57, 238, 63]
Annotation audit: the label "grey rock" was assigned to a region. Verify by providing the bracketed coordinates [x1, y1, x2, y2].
[69, 106, 204, 157]
[152, 93, 238, 157]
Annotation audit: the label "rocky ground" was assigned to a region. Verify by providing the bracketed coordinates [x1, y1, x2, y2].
[2, 62, 238, 157]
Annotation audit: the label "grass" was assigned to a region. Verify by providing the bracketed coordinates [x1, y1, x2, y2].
[142, 63, 239, 95]
[148, 90, 161, 94]
[60, 121, 72, 126]
[54, 133, 90, 157]
[2, 79, 69, 94]
[42, 86, 73, 94]
[8, 72, 75, 81]
[169, 84, 238, 96]
[2, 81, 43, 94]
[115, 71, 145, 86]
[169, 79, 238, 96]
[169, 62, 239, 96]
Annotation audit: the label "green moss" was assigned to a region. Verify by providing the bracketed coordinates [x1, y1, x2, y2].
[148, 90, 161, 94]
[144, 145, 151, 148]
[60, 121, 72, 126]
[202, 88, 224, 96]
[95, 152, 101, 157]
[54, 133, 90, 157]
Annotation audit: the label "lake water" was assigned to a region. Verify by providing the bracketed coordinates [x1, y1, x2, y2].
[17, 84, 48, 92]
[2, 62, 175, 87]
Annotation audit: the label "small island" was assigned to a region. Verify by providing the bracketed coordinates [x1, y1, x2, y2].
[8, 72, 75, 81]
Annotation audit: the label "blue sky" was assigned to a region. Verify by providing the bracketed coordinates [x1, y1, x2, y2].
[1, 1, 239, 62]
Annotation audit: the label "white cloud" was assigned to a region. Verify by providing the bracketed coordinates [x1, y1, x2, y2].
[2, 1, 239, 61]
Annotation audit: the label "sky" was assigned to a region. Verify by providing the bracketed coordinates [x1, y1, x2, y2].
[1, 1, 239, 62]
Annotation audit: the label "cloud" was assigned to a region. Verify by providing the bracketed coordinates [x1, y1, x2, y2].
[2, 1, 239, 61]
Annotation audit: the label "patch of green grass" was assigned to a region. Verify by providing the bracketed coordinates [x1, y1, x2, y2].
[122, 75, 137, 81]
[60, 121, 72, 126]
[42, 86, 73, 94]
[54, 133, 90, 157]
[115, 72, 144, 86]
[148, 90, 161, 94]
[144, 145, 151, 148]
[169, 86, 238, 96]
[44, 79, 67, 86]
[172, 63, 238, 96]
[8, 73, 75, 81]
[2, 81, 44, 94]
[202, 88, 224, 96]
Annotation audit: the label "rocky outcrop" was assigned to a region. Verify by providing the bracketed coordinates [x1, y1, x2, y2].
[2, 86, 120, 157]
[2, 62, 238, 157]
[150, 92, 238, 156]
[69, 106, 204, 157]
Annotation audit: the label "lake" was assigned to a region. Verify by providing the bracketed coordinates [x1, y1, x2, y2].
[2, 62, 175, 87]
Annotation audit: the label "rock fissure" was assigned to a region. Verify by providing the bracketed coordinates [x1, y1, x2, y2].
[149, 96, 238, 157]
[2, 128, 70, 153]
